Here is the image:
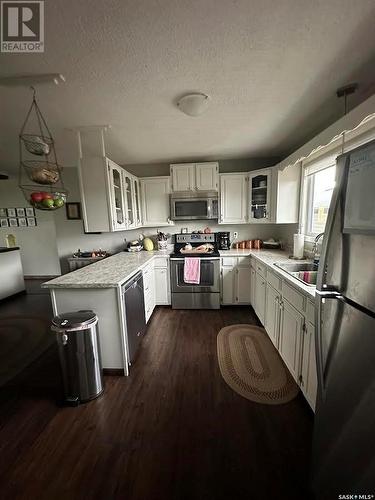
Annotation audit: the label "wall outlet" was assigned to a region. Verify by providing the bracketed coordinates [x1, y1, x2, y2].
[233, 231, 238, 239]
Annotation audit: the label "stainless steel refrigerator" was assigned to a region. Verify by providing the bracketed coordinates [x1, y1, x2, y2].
[312, 139, 375, 499]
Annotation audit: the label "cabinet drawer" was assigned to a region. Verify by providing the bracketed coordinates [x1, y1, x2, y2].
[306, 299, 315, 325]
[282, 281, 305, 311]
[221, 257, 236, 267]
[237, 256, 251, 266]
[254, 260, 266, 278]
[267, 269, 281, 291]
[153, 256, 169, 268]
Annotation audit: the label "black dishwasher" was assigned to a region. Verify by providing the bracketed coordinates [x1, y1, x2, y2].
[122, 271, 146, 363]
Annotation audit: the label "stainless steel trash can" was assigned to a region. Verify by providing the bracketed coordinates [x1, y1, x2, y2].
[52, 310, 104, 405]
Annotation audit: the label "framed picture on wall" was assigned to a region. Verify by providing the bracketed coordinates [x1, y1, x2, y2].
[25, 207, 35, 217]
[0, 208, 6, 217]
[27, 217, 37, 227]
[66, 202, 82, 220]
[0, 218, 8, 227]
[7, 208, 16, 217]
[8, 218, 18, 227]
[18, 218, 27, 227]
[16, 208, 25, 217]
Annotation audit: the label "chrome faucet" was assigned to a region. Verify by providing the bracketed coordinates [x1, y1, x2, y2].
[312, 232, 324, 263]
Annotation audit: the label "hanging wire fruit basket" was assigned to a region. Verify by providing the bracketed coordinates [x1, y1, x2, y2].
[18, 87, 68, 210]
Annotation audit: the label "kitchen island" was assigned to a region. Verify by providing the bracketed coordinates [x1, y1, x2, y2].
[43, 251, 172, 375]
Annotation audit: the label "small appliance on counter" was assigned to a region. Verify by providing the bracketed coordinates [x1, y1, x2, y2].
[262, 238, 281, 249]
[68, 249, 110, 271]
[126, 240, 143, 252]
[217, 231, 230, 250]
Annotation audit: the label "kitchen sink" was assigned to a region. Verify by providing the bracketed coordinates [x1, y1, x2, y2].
[274, 261, 318, 286]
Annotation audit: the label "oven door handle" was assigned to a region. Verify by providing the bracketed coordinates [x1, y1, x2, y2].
[170, 257, 220, 261]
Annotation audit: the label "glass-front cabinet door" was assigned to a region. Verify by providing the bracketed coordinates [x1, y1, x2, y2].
[123, 172, 135, 228]
[133, 177, 142, 227]
[248, 168, 272, 222]
[108, 162, 127, 230]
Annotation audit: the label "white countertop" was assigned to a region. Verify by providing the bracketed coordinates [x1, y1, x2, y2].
[43, 247, 316, 298]
[219, 249, 316, 298]
[42, 250, 171, 289]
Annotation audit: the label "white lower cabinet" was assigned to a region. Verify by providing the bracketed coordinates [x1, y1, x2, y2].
[220, 257, 251, 305]
[154, 257, 171, 305]
[279, 298, 304, 383]
[143, 262, 155, 323]
[250, 263, 256, 306]
[254, 271, 266, 324]
[301, 320, 318, 411]
[264, 283, 280, 349]
[221, 266, 235, 304]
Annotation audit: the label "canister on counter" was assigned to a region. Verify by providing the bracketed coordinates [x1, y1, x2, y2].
[246, 240, 252, 249]
[253, 239, 262, 249]
[239, 241, 246, 249]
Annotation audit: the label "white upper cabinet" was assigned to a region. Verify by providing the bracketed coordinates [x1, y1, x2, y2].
[123, 171, 136, 229]
[170, 162, 218, 192]
[107, 160, 127, 231]
[219, 173, 248, 224]
[133, 177, 142, 227]
[170, 163, 195, 191]
[248, 168, 273, 223]
[140, 176, 173, 227]
[77, 129, 144, 233]
[248, 164, 301, 224]
[195, 162, 219, 191]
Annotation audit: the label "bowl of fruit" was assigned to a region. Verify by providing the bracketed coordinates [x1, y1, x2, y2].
[30, 191, 67, 210]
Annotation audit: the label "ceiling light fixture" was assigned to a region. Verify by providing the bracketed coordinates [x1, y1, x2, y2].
[177, 93, 210, 117]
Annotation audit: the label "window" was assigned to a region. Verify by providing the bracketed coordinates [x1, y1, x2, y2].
[303, 162, 336, 237]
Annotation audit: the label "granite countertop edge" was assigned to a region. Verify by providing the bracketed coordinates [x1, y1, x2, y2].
[42, 250, 172, 290]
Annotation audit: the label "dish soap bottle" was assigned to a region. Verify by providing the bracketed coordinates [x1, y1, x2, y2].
[5, 234, 16, 248]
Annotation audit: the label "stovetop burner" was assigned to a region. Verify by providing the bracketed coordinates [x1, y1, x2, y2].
[171, 232, 220, 258]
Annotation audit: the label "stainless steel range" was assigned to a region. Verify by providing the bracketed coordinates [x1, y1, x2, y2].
[170, 233, 220, 309]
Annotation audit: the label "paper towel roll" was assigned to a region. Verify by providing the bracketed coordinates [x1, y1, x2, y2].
[293, 234, 304, 259]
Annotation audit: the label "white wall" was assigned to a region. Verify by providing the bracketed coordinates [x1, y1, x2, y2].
[0, 178, 61, 276]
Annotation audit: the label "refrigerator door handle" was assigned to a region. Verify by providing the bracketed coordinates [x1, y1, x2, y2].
[315, 292, 329, 400]
[316, 156, 347, 291]
[315, 290, 344, 402]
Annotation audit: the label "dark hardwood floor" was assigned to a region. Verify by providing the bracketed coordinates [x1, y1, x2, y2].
[0, 282, 314, 500]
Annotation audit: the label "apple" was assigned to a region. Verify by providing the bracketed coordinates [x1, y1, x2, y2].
[31, 192, 43, 203]
[41, 192, 53, 200]
[42, 198, 54, 208]
[54, 197, 64, 208]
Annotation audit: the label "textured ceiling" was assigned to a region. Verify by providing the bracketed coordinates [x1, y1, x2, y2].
[1, 0, 375, 172]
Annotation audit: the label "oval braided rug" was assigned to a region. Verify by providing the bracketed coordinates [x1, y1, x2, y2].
[217, 324, 299, 405]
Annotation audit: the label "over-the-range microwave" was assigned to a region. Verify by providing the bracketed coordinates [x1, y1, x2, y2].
[170, 191, 219, 220]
